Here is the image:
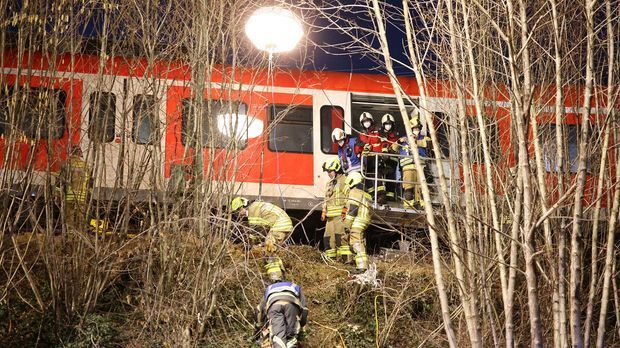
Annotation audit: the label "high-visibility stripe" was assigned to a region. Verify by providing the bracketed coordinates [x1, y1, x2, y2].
[272, 336, 286, 348]
[337, 246, 352, 256]
[325, 249, 337, 258]
[65, 157, 90, 203]
[248, 202, 293, 232]
[286, 337, 298, 347]
[324, 175, 347, 217]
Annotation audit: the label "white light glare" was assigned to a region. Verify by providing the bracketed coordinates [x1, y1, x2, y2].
[245, 7, 303, 53]
[216, 114, 263, 141]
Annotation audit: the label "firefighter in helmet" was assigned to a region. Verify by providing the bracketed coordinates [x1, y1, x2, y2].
[356, 112, 386, 204]
[56, 145, 91, 231]
[231, 197, 293, 281]
[321, 157, 352, 262]
[332, 127, 361, 174]
[379, 113, 400, 202]
[398, 113, 431, 209]
[342, 171, 372, 273]
[255, 278, 308, 348]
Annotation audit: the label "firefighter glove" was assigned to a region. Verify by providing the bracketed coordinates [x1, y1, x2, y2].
[264, 239, 277, 253]
[363, 143, 372, 152]
[391, 143, 400, 152]
[321, 210, 326, 221]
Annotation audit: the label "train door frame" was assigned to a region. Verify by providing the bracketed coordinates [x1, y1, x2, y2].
[120, 76, 167, 197]
[81, 74, 124, 201]
[312, 89, 349, 202]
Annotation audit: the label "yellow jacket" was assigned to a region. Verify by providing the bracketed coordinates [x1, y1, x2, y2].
[59, 155, 91, 203]
[247, 201, 293, 233]
[322, 174, 348, 218]
[344, 187, 372, 223]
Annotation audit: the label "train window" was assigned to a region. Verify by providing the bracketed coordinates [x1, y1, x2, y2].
[320, 106, 344, 154]
[181, 98, 248, 149]
[181, 98, 210, 147]
[0, 86, 66, 139]
[268, 104, 313, 154]
[89, 92, 116, 143]
[466, 117, 499, 163]
[542, 124, 580, 173]
[132, 94, 158, 145]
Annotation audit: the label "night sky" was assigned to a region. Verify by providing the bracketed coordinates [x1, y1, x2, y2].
[272, 3, 412, 76]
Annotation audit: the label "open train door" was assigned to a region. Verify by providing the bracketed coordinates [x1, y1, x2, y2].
[313, 90, 349, 201]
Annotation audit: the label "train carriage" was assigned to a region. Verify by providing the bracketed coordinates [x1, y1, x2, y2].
[0, 50, 614, 233]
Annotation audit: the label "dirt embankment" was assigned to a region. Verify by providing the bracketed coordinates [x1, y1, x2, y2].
[1, 234, 448, 347]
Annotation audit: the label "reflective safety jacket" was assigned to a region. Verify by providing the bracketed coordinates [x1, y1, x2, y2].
[248, 201, 293, 233]
[356, 128, 382, 154]
[379, 129, 400, 153]
[399, 134, 430, 170]
[257, 281, 309, 327]
[338, 137, 362, 173]
[323, 174, 348, 218]
[60, 155, 91, 203]
[344, 187, 372, 226]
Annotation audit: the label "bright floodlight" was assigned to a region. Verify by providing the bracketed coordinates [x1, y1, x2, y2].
[245, 7, 303, 53]
[217, 114, 264, 141]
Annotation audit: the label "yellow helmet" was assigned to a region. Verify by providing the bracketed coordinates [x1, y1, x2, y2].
[410, 110, 421, 128]
[345, 172, 363, 188]
[231, 197, 249, 213]
[322, 157, 342, 172]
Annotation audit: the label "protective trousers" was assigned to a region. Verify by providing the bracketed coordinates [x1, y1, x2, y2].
[66, 201, 85, 232]
[363, 156, 386, 204]
[348, 219, 369, 272]
[323, 217, 351, 262]
[344, 189, 371, 272]
[402, 167, 423, 208]
[264, 230, 289, 281]
[268, 300, 302, 348]
[382, 160, 398, 201]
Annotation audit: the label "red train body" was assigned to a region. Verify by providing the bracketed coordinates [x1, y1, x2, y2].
[0, 50, 615, 213]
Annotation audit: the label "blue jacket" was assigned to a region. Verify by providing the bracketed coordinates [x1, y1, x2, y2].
[338, 137, 361, 173]
[399, 134, 428, 158]
[257, 281, 308, 327]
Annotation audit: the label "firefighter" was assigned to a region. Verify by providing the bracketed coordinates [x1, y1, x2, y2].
[321, 157, 352, 262]
[255, 279, 308, 348]
[356, 112, 386, 204]
[231, 197, 292, 281]
[56, 145, 91, 231]
[342, 171, 372, 273]
[379, 113, 400, 202]
[332, 127, 361, 174]
[399, 115, 431, 209]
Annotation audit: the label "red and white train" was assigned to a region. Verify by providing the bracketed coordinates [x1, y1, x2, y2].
[0, 50, 612, 222]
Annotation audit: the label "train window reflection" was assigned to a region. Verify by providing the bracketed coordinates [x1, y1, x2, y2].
[268, 104, 313, 154]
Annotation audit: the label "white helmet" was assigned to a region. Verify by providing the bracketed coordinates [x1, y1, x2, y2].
[331, 128, 346, 143]
[381, 113, 395, 125]
[359, 112, 374, 124]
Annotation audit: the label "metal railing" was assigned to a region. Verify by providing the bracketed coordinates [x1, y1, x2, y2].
[359, 152, 450, 209]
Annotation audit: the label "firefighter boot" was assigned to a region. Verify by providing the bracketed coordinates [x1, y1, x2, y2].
[376, 188, 387, 205]
[265, 256, 285, 282]
[323, 236, 336, 260]
[403, 188, 416, 209]
[351, 242, 368, 273]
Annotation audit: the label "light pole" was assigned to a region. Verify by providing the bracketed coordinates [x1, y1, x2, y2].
[245, 6, 303, 201]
